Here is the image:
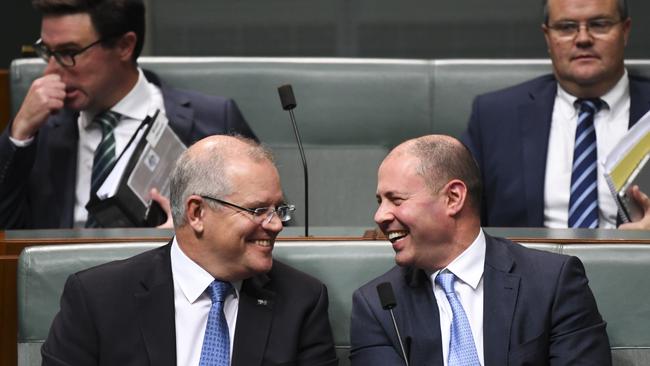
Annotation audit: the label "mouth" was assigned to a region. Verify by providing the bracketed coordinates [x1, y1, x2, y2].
[252, 239, 273, 248]
[572, 54, 599, 61]
[387, 230, 408, 243]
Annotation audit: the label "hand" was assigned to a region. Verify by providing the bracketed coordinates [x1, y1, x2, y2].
[150, 187, 173, 229]
[11, 74, 66, 140]
[619, 185, 650, 230]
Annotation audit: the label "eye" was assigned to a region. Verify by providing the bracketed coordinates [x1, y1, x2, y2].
[553, 21, 578, 32]
[589, 19, 612, 31]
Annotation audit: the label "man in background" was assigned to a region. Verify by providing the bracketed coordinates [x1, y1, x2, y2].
[42, 135, 338, 365]
[0, 0, 256, 229]
[462, 0, 650, 229]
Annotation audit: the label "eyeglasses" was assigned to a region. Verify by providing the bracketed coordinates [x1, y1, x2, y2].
[200, 195, 295, 224]
[546, 19, 622, 39]
[33, 38, 104, 67]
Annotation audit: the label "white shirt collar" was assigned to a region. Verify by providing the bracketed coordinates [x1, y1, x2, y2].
[432, 229, 486, 290]
[79, 68, 153, 128]
[556, 69, 629, 119]
[170, 237, 241, 304]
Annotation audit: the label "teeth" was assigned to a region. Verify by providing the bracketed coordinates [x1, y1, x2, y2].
[254, 240, 272, 247]
[388, 231, 408, 241]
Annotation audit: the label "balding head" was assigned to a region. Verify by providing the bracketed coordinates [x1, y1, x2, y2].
[389, 135, 482, 214]
[169, 135, 274, 227]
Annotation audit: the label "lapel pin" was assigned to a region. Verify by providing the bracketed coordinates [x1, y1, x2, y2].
[257, 299, 268, 306]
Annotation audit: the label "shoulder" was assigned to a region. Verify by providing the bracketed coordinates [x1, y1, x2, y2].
[144, 69, 234, 108]
[265, 259, 328, 297]
[474, 74, 556, 102]
[486, 235, 577, 277]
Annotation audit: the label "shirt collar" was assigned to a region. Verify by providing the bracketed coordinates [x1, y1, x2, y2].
[556, 69, 628, 118]
[80, 68, 152, 128]
[432, 229, 486, 290]
[170, 237, 241, 304]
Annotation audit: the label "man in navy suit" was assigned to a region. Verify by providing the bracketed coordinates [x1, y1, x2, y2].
[462, 0, 650, 229]
[350, 135, 611, 365]
[42, 135, 338, 365]
[0, 0, 256, 229]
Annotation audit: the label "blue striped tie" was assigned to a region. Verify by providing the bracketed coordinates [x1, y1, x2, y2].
[436, 272, 480, 366]
[568, 99, 603, 228]
[85, 110, 120, 227]
[199, 280, 232, 366]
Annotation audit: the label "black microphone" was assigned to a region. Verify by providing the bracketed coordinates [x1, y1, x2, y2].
[277, 84, 309, 237]
[377, 282, 410, 366]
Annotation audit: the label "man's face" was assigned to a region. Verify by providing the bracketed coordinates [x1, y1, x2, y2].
[202, 159, 284, 281]
[374, 152, 452, 271]
[40, 13, 129, 112]
[543, 0, 630, 95]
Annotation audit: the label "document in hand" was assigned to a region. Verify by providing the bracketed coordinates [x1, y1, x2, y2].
[86, 110, 187, 227]
[603, 110, 650, 223]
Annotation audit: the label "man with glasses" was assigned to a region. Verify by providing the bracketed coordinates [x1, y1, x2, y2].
[42, 135, 338, 365]
[461, 0, 650, 229]
[0, 0, 256, 229]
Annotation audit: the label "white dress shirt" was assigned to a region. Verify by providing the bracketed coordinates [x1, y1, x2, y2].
[544, 71, 629, 228]
[430, 229, 486, 366]
[171, 237, 241, 365]
[73, 68, 166, 226]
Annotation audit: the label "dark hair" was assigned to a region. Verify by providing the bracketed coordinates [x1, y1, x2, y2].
[543, 0, 628, 24]
[409, 136, 482, 214]
[32, 0, 145, 62]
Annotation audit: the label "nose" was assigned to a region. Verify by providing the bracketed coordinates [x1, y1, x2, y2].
[43, 56, 62, 76]
[374, 201, 394, 226]
[261, 211, 283, 233]
[575, 24, 594, 46]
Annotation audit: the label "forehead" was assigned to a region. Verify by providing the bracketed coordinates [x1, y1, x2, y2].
[377, 153, 426, 194]
[41, 13, 97, 45]
[226, 158, 283, 203]
[547, 0, 619, 20]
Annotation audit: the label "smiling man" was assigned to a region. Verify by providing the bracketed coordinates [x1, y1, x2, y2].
[0, 0, 256, 229]
[350, 135, 611, 365]
[462, 0, 650, 229]
[41, 135, 338, 365]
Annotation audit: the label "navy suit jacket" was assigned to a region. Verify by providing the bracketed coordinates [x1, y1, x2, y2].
[350, 234, 611, 366]
[0, 70, 257, 229]
[461, 74, 650, 227]
[41, 243, 338, 366]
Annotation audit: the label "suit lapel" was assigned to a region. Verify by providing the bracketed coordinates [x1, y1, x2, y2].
[482, 235, 520, 366]
[231, 273, 275, 366]
[143, 69, 195, 145]
[47, 110, 80, 227]
[404, 268, 444, 365]
[628, 76, 650, 128]
[518, 78, 557, 226]
[134, 243, 177, 366]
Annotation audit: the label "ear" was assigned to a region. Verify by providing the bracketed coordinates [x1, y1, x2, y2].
[541, 23, 552, 53]
[622, 17, 632, 46]
[444, 179, 468, 216]
[186, 195, 205, 234]
[115, 31, 137, 62]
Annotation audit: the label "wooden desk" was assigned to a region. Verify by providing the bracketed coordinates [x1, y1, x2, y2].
[2, 227, 650, 366]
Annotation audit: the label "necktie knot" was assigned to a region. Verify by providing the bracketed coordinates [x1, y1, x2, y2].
[435, 271, 456, 295]
[206, 280, 232, 304]
[93, 110, 120, 133]
[576, 98, 604, 115]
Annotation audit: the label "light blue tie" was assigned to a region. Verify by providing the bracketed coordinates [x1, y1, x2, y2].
[436, 272, 481, 366]
[199, 280, 232, 366]
[568, 99, 603, 228]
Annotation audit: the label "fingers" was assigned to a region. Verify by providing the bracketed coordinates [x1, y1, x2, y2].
[619, 185, 650, 230]
[150, 188, 174, 229]
[11, 74, 66, 140]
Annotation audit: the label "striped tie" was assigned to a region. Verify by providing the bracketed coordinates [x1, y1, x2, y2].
[85, 110, 120, 227]
[199, 280, 232, 366]
[568, 99, 603, 228]
[436, 272, 481, 366]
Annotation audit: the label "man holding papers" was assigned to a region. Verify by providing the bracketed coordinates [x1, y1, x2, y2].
[462, 0, 650, 229]
[0, 0, 256, 229]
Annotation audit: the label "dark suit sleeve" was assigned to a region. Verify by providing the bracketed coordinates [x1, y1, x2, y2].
[222, 99, 258, 141]
[548, 256, 611, 366]
[296, 284, 338, 366]
[0, 128, 37, 229]
[460, 96, 489, 227]
[41, 274, 99, 366]
[349, 288, 406, 365]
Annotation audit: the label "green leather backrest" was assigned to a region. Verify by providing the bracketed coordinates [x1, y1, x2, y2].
[17, 241, 650, 366]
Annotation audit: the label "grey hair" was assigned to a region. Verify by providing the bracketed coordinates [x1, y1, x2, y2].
[169, 135, 274, 227]
[542, 0, 628, 24]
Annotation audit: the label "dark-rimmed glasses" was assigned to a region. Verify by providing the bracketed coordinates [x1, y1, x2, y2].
[546, 19, 622, 39]
[200, 195, 295, 224]
[33, 38, 105, 67]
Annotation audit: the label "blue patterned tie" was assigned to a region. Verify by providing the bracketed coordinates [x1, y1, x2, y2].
[436, 272, 480, 366]
[86, 110, 121, 227]
[199, 280, 232, 366]
[569, 99, 603, 228]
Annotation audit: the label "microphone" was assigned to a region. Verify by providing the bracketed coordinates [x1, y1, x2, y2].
[277, 84, 309, 237]
[377, 282, 410, 366]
